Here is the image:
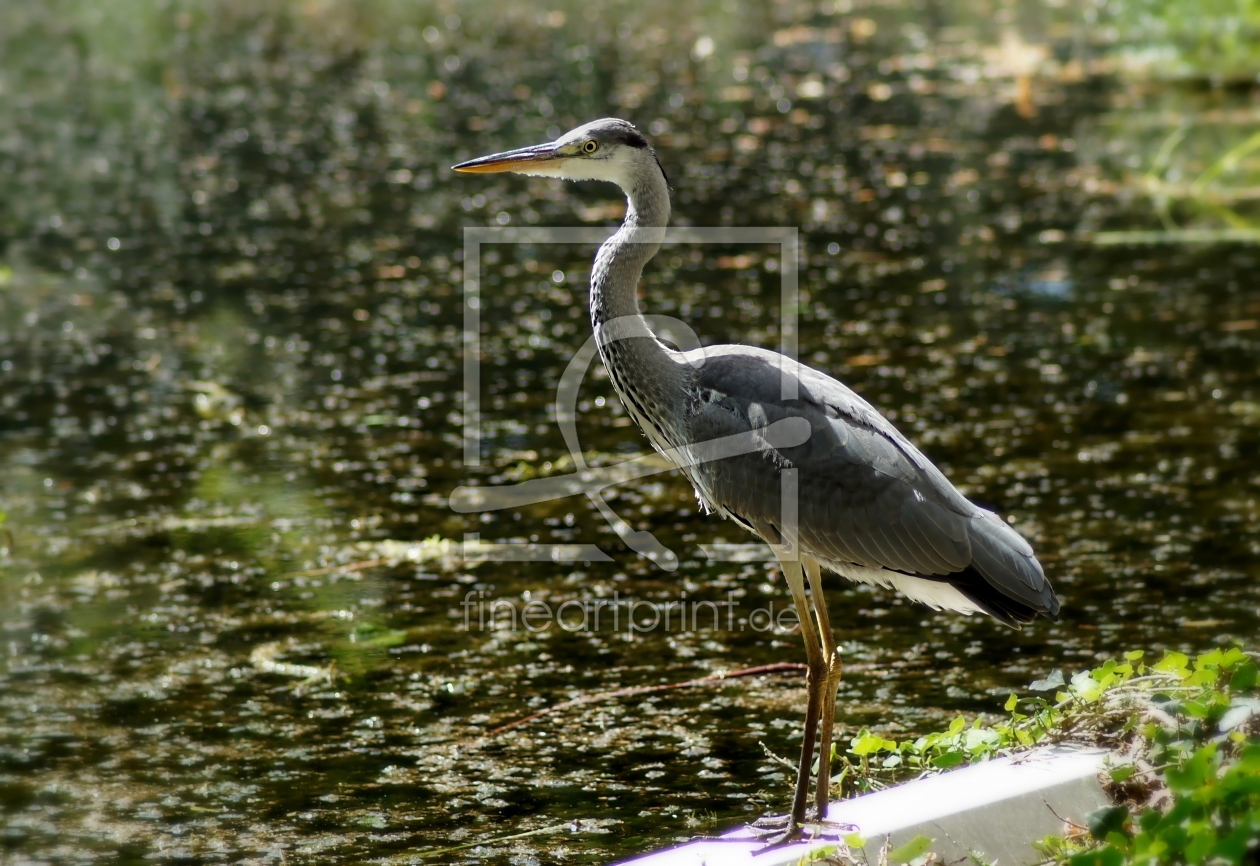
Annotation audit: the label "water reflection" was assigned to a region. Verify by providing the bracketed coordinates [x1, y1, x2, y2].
[1, 0, 1258, 862]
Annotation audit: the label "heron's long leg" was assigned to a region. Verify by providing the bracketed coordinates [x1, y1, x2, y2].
[804, 555, 843, 818]
[779, 553, 824, 831]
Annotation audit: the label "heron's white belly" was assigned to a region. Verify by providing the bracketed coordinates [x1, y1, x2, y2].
[815, 557, 983, 616]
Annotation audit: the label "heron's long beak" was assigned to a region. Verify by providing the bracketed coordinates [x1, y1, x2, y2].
[452, 143, 560, 173]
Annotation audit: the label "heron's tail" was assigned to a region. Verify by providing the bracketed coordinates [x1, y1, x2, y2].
[956, 510, 1059, 627]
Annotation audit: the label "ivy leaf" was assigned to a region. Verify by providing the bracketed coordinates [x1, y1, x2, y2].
[800, 844, 838, 862]
[886, 834, 933, 864]
[1108, 765, 1134, 783]
[1029, 669, 1064, 691]
[963, 727, 1000, 753]
[1182, 699, 1209, 718]
[1164, 744, 1215, 792]
[1230, 661, 1257, 691]
[1068, 848, 1124, 866]
[1153, 651, 1189, 674]
[1184, 830, 1216, 864]
[931, 750, 964, 769]
[1086, 805, 1129, 841]
[851, 732, 891, 756]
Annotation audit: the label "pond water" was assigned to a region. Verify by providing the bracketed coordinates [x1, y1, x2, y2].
[1, 0, 1258, 862]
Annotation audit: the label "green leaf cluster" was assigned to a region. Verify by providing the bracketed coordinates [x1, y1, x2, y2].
[831, 647, 1259, 864]
[1057, 648, 1260, 866]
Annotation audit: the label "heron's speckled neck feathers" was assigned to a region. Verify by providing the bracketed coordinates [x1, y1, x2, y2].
[588, 143, 671, 326]
[589, 143, 694, 453]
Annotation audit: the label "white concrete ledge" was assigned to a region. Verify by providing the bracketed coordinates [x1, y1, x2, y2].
[620, 746, 1109, 866]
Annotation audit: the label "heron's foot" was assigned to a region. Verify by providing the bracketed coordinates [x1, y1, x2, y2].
[749, 812, 791, 830]
[750, 803, 831, 829]
[750, 821, 812, 852]
[713, 811, 852, 853]
[707, 813, 799, 847]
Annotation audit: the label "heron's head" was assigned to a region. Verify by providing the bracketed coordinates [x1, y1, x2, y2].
[453, 118, 666, 189]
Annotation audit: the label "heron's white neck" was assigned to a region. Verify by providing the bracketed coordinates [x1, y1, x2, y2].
[589, 153, 692, 446]
[589, 154, 670, 327]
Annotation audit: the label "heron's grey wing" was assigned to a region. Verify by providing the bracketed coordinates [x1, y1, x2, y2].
[684, 346, 1057, 622]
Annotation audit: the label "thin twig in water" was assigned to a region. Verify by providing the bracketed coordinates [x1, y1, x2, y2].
[758, 740, 798, 772]
[282, 558, 390, 579]
[483, 662, 807, 738]
[415, 821, 577, 857]
[250, 640, 334, 687]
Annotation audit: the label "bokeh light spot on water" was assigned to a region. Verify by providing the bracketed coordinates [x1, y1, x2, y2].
[1, 0, 1258, 862]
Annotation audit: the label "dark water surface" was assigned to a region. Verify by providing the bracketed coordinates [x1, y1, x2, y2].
[2, 1, 1258, 862]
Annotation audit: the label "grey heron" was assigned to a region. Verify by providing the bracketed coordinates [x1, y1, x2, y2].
[454, 118, 1059, 841]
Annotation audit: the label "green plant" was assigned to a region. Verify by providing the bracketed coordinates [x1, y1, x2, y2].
[1112, 0, 1260, 81]
[1053, 650, 1260, 865]
[829, 647, 1260, 865]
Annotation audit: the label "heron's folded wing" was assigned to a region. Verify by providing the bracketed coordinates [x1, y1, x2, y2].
[687, 350, 1056, 618]
[790, 411, 974, 576]
[686, 390, 974, 577]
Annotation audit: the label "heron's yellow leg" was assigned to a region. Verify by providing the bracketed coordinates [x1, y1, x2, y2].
[779, 553, 824, 831]
[804, 555, 843, 818]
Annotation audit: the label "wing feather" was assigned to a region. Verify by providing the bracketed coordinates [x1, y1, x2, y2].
[899, 497, 969, 573]
[681, 345, 1059, 624]
[862, 503, 914, 571]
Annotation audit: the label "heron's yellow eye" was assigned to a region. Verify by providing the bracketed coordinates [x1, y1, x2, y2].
[583, 140, 598, 153]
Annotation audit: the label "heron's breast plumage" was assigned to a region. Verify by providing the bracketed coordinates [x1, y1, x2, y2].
[597, 335, 688, 457]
